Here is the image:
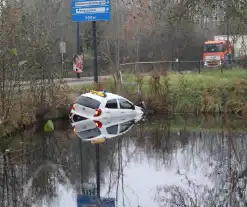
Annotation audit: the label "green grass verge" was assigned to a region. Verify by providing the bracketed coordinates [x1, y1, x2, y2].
[71, 68, 247, 114]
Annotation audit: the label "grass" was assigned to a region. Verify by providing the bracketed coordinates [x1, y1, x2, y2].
[72, 68, 247, 115]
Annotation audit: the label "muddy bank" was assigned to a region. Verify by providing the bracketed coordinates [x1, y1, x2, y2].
[0, 106, 70, 142]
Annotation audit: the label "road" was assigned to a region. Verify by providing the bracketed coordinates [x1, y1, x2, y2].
[58, 75, 111, 86]
[3, 75, 111, 88]
[7, 73, 151, 88]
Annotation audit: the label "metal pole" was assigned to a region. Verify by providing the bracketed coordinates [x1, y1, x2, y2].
[116, 0, 119, 71]
[95, 144, 100, 202]
[79, 139, 83, 193]
[61, 52, 64, 77]
[226, 1, 230, 68]
[92, 21, 98, 83]
[199, 60, 201, 73]
[178, 47, 181, 73]
[227, 28, 230, 54]
[76, 22, 80, 79]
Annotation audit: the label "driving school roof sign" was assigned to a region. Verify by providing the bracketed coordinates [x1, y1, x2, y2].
[72, 0, 111, 22]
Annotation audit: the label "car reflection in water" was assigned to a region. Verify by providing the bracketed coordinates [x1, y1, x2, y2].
[71, 114, 143, 143]
[71, 114, 143, 206]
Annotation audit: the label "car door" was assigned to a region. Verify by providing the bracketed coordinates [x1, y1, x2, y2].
[104, 99, 120, 117]
[118, 98, 135, 116]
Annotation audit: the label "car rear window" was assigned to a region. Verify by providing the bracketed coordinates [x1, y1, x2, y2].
[76, 128, 101, 139]
[75, 96, 100, 109]
[106, 124, 118, 134]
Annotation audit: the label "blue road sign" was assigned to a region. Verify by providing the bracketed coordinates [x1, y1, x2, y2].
[72, 0, 111, 22]
[77, 195, 115, 207]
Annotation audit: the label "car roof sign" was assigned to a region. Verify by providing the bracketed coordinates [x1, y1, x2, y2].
[90, 90, 107, 97]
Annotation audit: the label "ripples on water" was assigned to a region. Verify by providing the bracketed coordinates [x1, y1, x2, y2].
[0, 115, 247, 207]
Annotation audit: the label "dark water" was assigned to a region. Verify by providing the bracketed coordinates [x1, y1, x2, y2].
[1, 115, 247, 207]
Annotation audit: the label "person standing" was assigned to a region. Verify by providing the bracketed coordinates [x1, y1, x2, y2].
[73, 54, 83, 78]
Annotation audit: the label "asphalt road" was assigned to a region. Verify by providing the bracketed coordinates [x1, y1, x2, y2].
[6, 75, 111, 88]
[7, 73, 151, 88]
[61, 75, 110, 86]
[1, 76, 111, 92]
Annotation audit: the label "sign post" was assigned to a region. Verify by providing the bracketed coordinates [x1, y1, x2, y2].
[95, 143, 100, 199]
[92, 21, 98, 83]
[72, 0, 111, 83]
[77, 22, 81, 79]
[77, 195, 115, 207]
[59, 41, 66, 76]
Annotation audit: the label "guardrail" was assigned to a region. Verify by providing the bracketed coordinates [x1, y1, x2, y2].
[120, 60, 203, 74]
[119, 59, 247, 74]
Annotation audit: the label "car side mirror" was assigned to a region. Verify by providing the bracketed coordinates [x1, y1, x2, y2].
[131, 105, 135, 110]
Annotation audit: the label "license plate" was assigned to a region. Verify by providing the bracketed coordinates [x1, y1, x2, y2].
[208, 61, 218, 65]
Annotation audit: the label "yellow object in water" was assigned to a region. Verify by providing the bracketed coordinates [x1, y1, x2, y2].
[44, 120, 54, 132]
[91, 138, 105, 144]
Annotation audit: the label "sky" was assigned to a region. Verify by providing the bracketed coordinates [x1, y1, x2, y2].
[31, 142, 213, 207]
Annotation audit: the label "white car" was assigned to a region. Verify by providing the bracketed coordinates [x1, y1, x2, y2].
[70, 90, 143, 120]
[71, 114, 143, 143]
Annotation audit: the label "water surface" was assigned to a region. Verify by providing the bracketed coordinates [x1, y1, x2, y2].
[0, 116, 247, 207]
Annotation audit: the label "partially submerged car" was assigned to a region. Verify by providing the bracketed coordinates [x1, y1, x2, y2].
[70, 90, 143, 120]
[71, 114, 143, 143]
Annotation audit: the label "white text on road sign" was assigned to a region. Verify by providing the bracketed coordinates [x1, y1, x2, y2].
[75, 1, 108, 6]
[76, 7, 106, 14]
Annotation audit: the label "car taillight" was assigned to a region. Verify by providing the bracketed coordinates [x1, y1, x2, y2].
[94, 120, 102, 128]
[94, 108, 102, 117]
[71, 104, 75, 110]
